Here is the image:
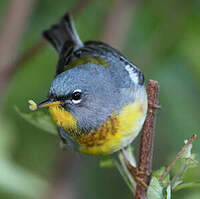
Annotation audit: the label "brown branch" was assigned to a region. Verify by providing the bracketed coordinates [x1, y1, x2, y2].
[135, 80, 160, 199]
[159, 134, 197, 182]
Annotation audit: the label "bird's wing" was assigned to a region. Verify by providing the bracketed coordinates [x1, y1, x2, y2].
[82, 41, 145, 86]
[82, 41, 125, 58]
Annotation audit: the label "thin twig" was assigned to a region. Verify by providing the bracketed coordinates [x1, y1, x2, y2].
[118, 152, 136, 192]
[121, 149, 148, 189]
[159, 134, 197, 182]
[135, 80, 160, 199]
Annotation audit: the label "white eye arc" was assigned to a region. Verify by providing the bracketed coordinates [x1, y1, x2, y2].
[72, 99, 82, 104]
[73, 89, 82, 93]
[72, 89, 82, 104]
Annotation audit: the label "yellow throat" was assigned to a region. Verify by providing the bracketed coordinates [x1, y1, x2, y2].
[49, 106, 77, 130]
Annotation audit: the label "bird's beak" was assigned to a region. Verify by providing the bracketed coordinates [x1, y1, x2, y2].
[37, 99, 62, 109]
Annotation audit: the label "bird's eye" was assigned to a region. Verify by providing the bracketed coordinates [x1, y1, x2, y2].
[71, 89, 82, 104]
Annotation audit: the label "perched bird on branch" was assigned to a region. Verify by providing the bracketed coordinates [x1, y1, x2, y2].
[35, 13, 147, 155]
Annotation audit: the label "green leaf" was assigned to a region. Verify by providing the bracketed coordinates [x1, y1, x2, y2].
[153, 167, 170, 187]
[171, 139, 199, 190]
[163, 185, 171, 199]
[15, 107, 57, 135]
[147, 167, 171, 199]
[147, 176, 163, 199]
[173, 181, 200, 192]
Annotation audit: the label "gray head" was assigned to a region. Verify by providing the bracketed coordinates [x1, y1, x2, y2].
[47, 64, 120, 131]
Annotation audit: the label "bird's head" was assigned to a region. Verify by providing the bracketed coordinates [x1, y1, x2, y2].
[38, 64, 120, 131]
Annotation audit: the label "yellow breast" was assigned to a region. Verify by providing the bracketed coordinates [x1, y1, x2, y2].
[48, 98, 147, 155]
[77, 99, 147, 155]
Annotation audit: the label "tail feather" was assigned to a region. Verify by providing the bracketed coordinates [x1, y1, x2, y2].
[43, 13, 83, 53]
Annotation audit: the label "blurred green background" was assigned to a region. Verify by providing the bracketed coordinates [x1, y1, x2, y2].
[0, 0, 200, 199]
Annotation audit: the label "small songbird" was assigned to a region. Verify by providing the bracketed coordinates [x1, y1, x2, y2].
[37, 13, 148, 155]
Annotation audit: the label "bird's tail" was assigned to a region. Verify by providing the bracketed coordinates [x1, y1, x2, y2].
[43, 13, 83, 53]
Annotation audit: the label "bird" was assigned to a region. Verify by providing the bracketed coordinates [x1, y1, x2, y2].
[36, 13, 148, 155]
